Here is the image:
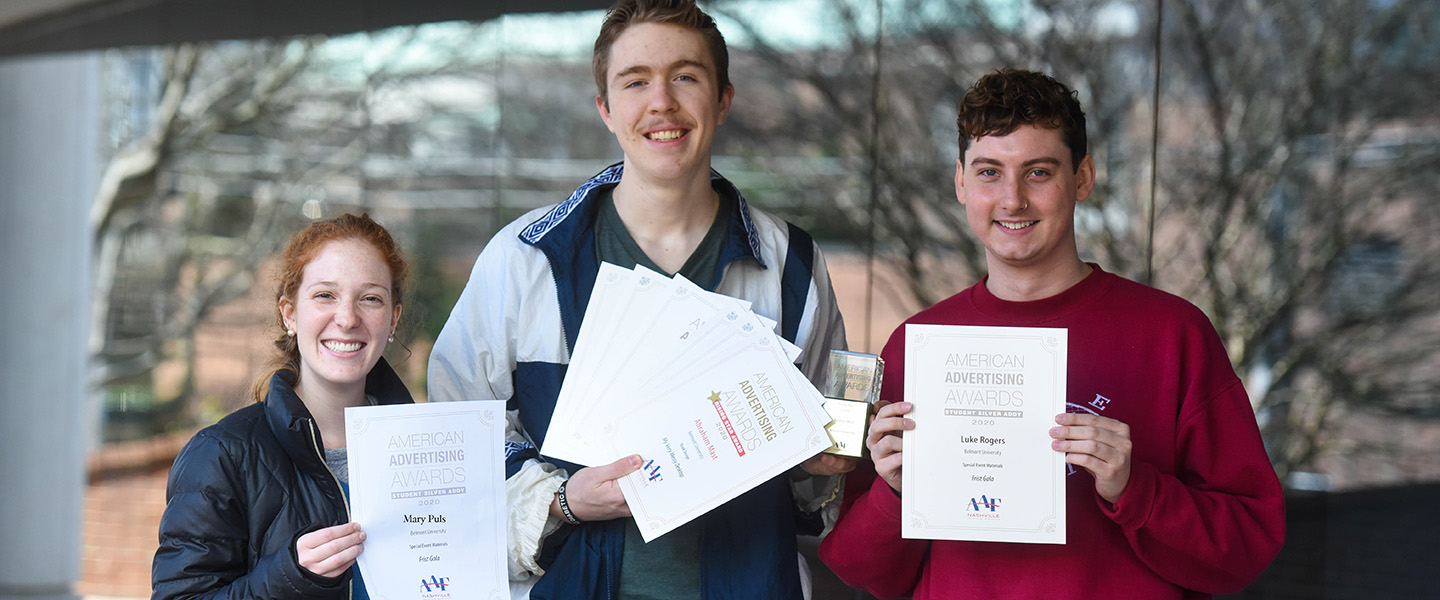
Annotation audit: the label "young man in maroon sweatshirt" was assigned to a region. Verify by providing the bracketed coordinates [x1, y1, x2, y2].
[819, 68, 1285, 599]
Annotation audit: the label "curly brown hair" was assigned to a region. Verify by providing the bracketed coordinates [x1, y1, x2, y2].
[249, 212, 408, 403]
[592, 0, 730, 107]
[957, 68, 1087, 172]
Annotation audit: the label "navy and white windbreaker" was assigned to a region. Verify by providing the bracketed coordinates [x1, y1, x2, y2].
[428, 164, 848, 600]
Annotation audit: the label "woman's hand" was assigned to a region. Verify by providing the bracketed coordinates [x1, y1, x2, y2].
[296, 522, 365, 578]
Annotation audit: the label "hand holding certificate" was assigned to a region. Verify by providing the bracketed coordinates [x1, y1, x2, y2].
[605, 330, 834, 541]
[345, 401, 507, 599]
[542, 262, 835, 541]
[901, 324, 1067, 544]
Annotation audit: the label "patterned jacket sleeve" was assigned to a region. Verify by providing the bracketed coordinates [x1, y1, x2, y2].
[427, 223, 566, 580]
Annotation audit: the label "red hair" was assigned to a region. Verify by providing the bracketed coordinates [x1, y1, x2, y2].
[249, 213, 409, 403]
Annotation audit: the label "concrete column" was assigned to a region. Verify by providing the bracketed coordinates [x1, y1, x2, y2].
[0, 51, 101, 600]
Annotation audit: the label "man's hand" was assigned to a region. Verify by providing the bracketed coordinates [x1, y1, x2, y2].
[867, 400, 914, 493]
[1050, 412, 1133, 504]
[801, 452, 857, 476]
[297, 522, 365, 578]
[552, 454, 642, 522]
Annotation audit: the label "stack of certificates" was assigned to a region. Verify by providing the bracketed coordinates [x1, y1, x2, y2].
[542, 262, 837, 541]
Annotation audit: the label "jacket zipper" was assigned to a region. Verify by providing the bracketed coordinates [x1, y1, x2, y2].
[543, 243, 610, 600]
[542, 245, 578, 353]
[605, 552, 614, 600]
[698, 522, 707, 600]
[308, 419, 354, 600]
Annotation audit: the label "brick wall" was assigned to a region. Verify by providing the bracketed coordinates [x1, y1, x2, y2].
[81, 432, 191, 599]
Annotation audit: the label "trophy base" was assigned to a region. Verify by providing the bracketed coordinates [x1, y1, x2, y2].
[822, 398, 869, 458]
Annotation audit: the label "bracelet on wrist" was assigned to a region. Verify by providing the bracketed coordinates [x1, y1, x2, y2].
[557, 479, 582, 525]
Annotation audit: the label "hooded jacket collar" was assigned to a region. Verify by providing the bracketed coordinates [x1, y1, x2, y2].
[263, 357, 413, 474]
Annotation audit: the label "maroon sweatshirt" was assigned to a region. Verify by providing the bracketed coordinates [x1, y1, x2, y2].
[821, 266, 1285, 599]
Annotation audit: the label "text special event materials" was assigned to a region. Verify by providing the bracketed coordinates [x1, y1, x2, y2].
[346, 401, 507, 599]
[902, 324, 1067, 544]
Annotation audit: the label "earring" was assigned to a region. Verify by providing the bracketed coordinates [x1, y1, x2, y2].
[286, 329, 295, 337]
[388, 334, 395, 343]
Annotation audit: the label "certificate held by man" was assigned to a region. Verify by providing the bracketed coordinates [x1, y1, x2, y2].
[540, 262, 835, 542]
[605, 334, 835, 541]
[902, 324, 1067, 544]
[345, 401, 507, 599]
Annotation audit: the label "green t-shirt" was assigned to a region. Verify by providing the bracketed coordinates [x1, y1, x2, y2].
[592, 186, 732, 600]
[593, 186, 732, 286]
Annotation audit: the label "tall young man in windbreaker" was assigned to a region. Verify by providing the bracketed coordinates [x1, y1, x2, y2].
[819, 68, 1285, 599]
[428, 1, 852, 598]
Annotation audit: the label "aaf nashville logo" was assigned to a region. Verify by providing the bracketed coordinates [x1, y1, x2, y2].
[419, 575, 453, 597]
[966, 494, 1002, 519]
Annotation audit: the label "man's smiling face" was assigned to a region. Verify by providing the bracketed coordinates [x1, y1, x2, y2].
[597, 22, 733, 184]
[956, 124, 1094, 275]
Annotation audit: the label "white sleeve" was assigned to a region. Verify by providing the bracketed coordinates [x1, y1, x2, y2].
[427, 232, 518, 406]
[504, 411, 566, 579]
[426, 222, 568, 580]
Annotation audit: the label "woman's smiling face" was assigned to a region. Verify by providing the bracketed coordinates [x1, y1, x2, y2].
[281, 237, 400, 397]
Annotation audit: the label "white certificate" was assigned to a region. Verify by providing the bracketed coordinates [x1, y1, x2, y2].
[542, 263, 802, 466]
[605, 334, 835, 542]
[901, 324, 1067, 544]
[345, 401, 507, 599]
[540, 262, 833, 542]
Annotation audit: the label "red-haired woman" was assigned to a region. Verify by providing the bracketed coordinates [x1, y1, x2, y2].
[152, 213, 411, 599]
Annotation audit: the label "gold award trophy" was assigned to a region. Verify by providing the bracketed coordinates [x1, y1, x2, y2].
[821, 350, 884, 458]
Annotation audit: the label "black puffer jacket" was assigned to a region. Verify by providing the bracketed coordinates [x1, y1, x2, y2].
[151, 359, 413, 599]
